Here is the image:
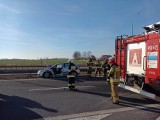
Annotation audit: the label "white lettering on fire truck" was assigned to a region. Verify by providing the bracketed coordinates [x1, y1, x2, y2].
[149, 71, 155, 75]
[148, 45, 158, 51]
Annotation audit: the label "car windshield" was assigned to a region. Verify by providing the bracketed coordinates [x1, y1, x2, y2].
[63, 63, 69, 68]
[57, 64, 63, 68]
[50, 64, 56, 69]
[63, 63, 78, 68]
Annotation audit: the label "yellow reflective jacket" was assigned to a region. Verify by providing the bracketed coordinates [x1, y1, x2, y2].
[109, 63, 120, 83]
[87, 61, 94, 67]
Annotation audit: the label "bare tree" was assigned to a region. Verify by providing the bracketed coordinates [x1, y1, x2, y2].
[82, 51, 87, 59]
[73, 51, 81, 59]
[81, 51, 94, 60]
[87, 51, 92, 58]
[91, 55, 96, 60]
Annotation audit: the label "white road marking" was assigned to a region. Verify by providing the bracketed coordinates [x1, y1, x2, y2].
[35, 104, 159, 120]
[29, 86, 95, 92]
[156, 116, 160, 120]
[69, 114, 111, 120]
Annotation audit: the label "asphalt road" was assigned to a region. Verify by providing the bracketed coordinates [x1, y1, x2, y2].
[0, 77, 159, 120]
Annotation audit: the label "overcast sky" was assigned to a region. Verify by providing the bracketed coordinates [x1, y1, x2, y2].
[0, 0, 159, 59]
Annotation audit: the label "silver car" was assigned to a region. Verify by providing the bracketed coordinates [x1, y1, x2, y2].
[37, 62, 80, 78]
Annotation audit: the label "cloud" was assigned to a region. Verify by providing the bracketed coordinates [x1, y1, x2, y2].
[0, 3, 21, 14]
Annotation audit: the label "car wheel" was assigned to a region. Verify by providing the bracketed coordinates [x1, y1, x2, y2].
[43, 72, 51, 78]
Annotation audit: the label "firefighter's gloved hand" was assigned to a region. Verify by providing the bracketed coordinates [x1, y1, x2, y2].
[106, 78, 110, 84]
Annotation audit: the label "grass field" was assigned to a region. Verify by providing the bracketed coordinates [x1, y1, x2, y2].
[0, 59, 88, 66]
[0, 59, 100, 79]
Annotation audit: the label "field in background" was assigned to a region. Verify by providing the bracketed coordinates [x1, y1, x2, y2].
[0, 59, 100, 79]
[0, 59, 88, 66]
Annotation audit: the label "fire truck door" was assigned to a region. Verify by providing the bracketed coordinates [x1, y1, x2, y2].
[146, 37, 160, 83]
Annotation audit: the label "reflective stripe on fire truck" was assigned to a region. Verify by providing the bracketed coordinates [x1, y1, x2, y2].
[118, 83, 156, 99]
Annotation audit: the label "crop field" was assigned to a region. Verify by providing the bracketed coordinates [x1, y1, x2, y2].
[0, 59, 99, 79]
[0, 59, 88, 66]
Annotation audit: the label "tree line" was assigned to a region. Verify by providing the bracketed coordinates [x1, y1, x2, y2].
[73, 51, 96, 60]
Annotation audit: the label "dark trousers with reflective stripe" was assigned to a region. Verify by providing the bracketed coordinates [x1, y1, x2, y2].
[67, 76, 75, 89]
[103, 68, 108, 77]
[95, 68, 101, 77]
[87, 67, 92, 76]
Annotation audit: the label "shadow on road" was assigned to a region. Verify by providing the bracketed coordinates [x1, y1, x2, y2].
[76, 89, 111, 98]
[0, 93, 58, 120]
[119, 96, 160, 114]
[52, 76, 106, 82]
[73, 83, 160, 114]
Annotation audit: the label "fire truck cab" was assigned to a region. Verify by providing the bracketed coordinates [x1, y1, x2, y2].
[115, 22, 160, 98]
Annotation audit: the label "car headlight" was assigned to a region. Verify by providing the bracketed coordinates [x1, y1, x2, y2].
[37, 70, 42, 74]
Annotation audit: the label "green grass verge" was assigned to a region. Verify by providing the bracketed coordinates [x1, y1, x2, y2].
[0, 59, 88, 66]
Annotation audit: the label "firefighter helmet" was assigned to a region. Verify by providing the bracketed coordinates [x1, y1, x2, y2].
[108, 58, 115, 64]
[104, 58, 108, 61]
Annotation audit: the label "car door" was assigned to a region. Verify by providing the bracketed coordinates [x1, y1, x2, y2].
[50, 65, 57, 74]
[55, 64, 63, 75]
[61, 63, 69, 75]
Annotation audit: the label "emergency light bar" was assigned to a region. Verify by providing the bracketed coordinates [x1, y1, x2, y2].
[154, 22, 160, 30]
[143, 21, 160, 33]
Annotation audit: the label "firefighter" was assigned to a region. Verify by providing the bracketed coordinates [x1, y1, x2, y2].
[102, 59, 110, 78]
[86, 58, 94, 77]
[67, 61, 77, 90]
[95, 59, 102, 77]
[108, 58, 120, 104]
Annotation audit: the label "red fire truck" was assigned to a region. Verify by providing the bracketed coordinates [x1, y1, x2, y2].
[115, 22, 160, 99]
